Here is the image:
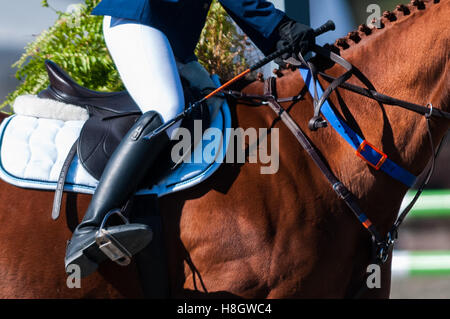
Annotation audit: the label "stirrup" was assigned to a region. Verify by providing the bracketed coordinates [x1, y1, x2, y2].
[95, 209, 132, 266]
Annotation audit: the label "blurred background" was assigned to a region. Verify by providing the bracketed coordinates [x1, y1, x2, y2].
[0, 0, 448, 298]
[0, 1, 80, 104]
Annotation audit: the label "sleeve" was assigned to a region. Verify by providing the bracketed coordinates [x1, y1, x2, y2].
[218, 0, 286, 55]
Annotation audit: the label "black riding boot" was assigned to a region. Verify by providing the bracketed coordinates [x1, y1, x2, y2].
[65, 110, 169, 277]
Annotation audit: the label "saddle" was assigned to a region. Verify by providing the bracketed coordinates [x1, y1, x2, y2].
[38, 60, 210, 219]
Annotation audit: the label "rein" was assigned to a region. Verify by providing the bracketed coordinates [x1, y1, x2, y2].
[224, 45, 450, 298]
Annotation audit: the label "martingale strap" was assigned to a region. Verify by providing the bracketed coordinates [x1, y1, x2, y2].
[263, 77, 384, 244]
[263, 76, 392, 298]
[234, 42, 448, 297]
[232, 67, 445, 298]
[299, 68, 417, 188]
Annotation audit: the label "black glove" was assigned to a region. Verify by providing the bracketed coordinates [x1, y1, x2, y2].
[275, 17, 315, 67]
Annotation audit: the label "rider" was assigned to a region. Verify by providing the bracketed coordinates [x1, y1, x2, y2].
[65, 0, 315, 277]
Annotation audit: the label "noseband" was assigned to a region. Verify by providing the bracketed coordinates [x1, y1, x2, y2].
[224, 45, 450, 298]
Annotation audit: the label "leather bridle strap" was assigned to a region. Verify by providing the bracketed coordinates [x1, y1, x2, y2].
[390, 113, 447, 239]
[262, 74, 448, 298]
[300, 67, 417, 187]
[304, 45, 450, 121]
[317, 72, 450, 120]
[353, 118, 447, 298]
[263, 77, 385, 248]
[51, 139, 78, 220]
[226, 44, 449, 297]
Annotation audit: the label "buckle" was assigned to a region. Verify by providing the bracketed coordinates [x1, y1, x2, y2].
[95, 209, 132, 266]
[332, 182, 350, 200]
[376, 244, 390, 264]
[356, 140, 387, 170]
[376, 233, 395, 264]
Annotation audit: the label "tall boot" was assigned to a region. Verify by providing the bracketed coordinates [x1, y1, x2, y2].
[65, 110, 169, 277]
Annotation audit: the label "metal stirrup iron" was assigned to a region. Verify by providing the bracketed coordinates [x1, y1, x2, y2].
[95, 209, 132, 266]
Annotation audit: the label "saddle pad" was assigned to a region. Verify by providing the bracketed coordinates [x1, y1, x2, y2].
[0, 76, 232, 197]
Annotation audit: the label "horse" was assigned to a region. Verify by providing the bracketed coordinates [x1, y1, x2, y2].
[0, 0, 448, 298]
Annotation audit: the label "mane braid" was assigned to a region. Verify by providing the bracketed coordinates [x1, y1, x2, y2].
[332, 0, 440, 51]
[273, 0, 441, 76]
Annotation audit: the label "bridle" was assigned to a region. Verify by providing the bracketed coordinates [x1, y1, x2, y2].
[222, 45, 450, 297]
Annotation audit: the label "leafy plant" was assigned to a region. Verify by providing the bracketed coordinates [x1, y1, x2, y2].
[195, 1, 258, 79]
[1, 0, 254, 111]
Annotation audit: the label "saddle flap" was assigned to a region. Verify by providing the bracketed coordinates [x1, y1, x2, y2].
[78, 113, 140, 180]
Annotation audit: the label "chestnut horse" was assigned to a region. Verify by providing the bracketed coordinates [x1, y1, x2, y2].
[0, 0, 448, 298]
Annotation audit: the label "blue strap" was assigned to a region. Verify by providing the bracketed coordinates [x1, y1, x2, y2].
[299, 68, 416, 188]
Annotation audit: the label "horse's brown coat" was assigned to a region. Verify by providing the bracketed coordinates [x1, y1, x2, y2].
[0, 0, 448, 298]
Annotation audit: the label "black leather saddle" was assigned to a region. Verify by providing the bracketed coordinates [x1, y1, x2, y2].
[39, 60, 210, 181]
[39, 60, 210, 220]
[38, 61, 140, 115]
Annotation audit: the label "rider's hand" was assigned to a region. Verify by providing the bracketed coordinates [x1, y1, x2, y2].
[275, 16, 315, 66]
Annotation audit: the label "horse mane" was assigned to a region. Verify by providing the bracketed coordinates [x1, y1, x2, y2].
[272, 0, 443, 76]
[331, 0, 441, 51]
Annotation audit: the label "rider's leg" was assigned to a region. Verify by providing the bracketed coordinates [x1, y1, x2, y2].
[103, 16, 185, 136]
[65, 16, 185, 277]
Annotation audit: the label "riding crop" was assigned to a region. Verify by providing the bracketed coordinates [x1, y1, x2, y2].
[143, 20, 336, 140]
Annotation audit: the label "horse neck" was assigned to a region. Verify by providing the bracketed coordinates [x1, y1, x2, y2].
[328, 0, 449, 178]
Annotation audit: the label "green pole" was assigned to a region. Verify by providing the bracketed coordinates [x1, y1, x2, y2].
[393, 250, 450, 277]
[402, 190, 450, 219]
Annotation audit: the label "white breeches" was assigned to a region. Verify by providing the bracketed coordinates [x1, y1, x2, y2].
[102, 15, 184, 137]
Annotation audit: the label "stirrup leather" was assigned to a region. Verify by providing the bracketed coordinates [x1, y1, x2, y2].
[95, 209, 132, 266]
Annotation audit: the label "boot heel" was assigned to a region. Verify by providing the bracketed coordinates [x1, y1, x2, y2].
[65, 245, 101, 278]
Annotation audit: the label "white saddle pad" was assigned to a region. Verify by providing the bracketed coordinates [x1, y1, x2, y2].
[0, 76, 231, 197]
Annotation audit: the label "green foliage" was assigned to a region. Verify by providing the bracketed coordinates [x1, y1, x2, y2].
[195, 1, 255, 79]
[1, 0, 119, 111]
[1, 0, 253, 111]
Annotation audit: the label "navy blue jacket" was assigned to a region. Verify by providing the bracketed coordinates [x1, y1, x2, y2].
[92, 0, 285, 62]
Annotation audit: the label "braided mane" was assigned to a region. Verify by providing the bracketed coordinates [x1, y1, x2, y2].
[271, 0, 443, 76]
[332, 0, 441, 51]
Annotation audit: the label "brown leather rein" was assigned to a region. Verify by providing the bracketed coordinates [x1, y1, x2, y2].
[222, 45, 450, 297]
